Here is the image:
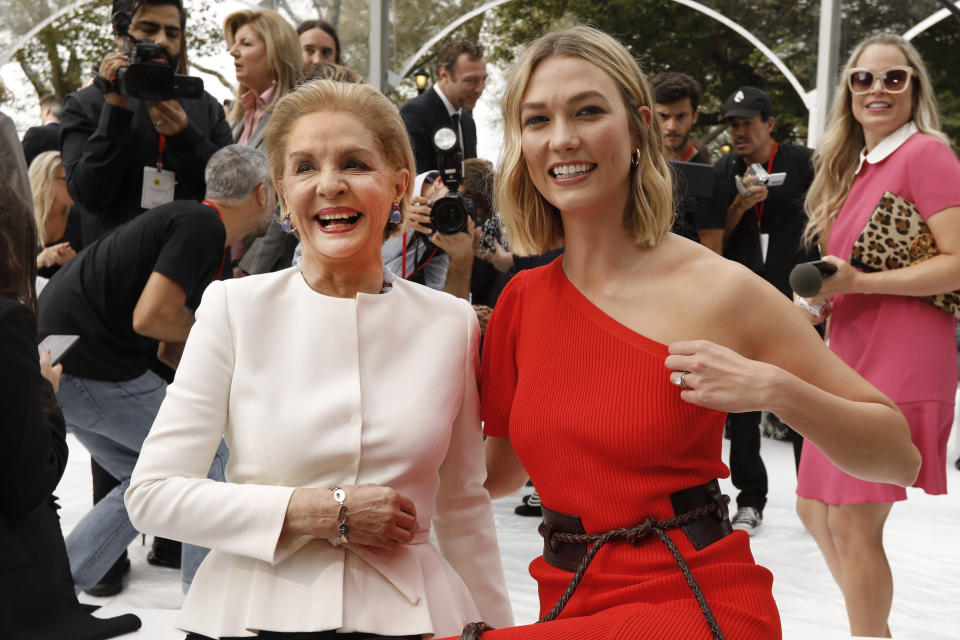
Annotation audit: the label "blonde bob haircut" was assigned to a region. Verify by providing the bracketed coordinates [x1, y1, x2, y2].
[497, 25, 673, 255]
[28, 151, 65, 246]
[264, 80, 415, 239]
[224, 9, 303, 124]
[803, 33, 949, 249]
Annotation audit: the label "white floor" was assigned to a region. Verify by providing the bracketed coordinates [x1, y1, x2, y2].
[59, 429, 960, 640]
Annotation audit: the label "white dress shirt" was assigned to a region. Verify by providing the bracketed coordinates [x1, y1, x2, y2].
[126, 268, 513, 638]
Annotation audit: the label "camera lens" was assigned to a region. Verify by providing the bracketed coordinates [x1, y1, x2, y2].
[430, 195, 467, 235]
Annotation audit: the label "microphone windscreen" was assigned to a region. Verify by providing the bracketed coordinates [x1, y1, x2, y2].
[790, 262, 823, 298]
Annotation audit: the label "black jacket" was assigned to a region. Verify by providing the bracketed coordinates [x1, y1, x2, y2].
[400, 87, 477, 174]
[0, 297, 140, 639]
[59, 85, 233, 244]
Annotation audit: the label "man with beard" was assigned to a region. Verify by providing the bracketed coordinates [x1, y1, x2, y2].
[60, 0, 233, 245]
[651, 72, 726, 254]
[716, 86, 817, 536]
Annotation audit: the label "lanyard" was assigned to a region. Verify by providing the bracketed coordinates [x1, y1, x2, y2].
[156, 134, 167, 170]
[202, 200, 228, 280]
[680, 142, 696, 162]
[400, 231, 438, 279]
[752, 142, 778, 230]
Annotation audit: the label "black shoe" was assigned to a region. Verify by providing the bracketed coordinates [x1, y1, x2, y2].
[515, 491, 542, 517]
[514, 502, 542, 517]
[147, 537, 182, 569]
[83, 557, 130, 597]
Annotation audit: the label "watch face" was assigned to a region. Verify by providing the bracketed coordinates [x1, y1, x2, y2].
[333, 488, 346, 503]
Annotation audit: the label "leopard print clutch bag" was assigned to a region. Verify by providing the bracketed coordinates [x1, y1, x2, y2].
[849, 190, 960, 318]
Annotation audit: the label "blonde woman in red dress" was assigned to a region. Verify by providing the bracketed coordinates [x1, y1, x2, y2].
[452, 26, 922, 640]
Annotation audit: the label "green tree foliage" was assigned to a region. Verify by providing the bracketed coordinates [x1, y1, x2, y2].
[484, 0, 960, 150]
[4, 0, 228, 102]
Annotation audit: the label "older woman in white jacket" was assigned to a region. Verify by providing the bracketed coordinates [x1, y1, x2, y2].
[125, 80, 513, 640]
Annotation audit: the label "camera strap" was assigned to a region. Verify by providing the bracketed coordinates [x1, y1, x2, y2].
[400, 231, 438, 281]
[752, 141, 778, 230]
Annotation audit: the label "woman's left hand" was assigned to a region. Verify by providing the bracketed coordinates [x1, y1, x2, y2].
[664, 340, 780, 414]
[816, 254, 861, 297]
[36, 242, 75, 269]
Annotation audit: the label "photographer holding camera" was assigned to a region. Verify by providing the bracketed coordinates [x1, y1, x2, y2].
[60, 0, 233, 245]
[716, 86, 818, 536]
[381, 126, 479, 291]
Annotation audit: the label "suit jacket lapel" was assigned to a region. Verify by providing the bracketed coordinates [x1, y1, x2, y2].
[231, 112, 271, 151]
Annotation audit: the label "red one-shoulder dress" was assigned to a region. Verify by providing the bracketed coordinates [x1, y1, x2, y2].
[473, 258, 781, 639]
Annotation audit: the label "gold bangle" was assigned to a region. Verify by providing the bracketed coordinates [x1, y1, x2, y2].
[331, 487, 349, 544]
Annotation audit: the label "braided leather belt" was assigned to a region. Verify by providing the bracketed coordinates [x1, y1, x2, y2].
[537, 479, 732, 639]
[457, 481, 732, 640]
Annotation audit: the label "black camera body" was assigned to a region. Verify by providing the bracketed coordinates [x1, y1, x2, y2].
[109, 0, 203, 101]
[429, 127, 475, 235]
[114, 39, 203, 101]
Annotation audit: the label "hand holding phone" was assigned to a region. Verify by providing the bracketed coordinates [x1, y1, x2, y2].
[38, 334, 80, 366]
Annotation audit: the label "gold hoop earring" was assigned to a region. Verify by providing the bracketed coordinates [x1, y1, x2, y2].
[630, 148, 640, 167]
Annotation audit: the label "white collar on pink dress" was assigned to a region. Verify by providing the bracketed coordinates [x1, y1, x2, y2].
[856, 121, 918, 174]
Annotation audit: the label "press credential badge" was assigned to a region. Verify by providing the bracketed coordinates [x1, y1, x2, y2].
[141, 166, 175, 208]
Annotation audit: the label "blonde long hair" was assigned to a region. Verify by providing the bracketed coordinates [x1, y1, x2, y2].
[28, 151, 64, 246]
[803, 33, 949, 249]
[496, 26, 673, 255]
[264, 80, 415, 239]
[224, 9, 303, 124]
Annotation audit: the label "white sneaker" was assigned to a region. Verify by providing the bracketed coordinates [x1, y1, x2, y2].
[731, 506, 763, 536]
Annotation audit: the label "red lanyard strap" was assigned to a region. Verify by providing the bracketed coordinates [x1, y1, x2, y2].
[202, 200, 227, 280]
[156, 134, 167, 170]
[752, 141, 778, 230]
[680, 143, 696, 163]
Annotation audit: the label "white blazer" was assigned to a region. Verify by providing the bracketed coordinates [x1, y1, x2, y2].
[125, 268, 513, 638]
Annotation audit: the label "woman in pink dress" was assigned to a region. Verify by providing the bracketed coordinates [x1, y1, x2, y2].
[797, 34, 960, 637]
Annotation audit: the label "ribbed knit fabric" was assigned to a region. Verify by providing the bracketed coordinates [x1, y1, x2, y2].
[471, 259, 781, 639]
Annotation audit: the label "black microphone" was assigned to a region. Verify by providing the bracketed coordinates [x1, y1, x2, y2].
[789, 260, 838, 298]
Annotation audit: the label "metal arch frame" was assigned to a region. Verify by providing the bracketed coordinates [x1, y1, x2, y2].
[5, 2, 957, 106]
[0, 0, 100, 67]
[397, 0, 812, 107]
[903, 1, 960, 40]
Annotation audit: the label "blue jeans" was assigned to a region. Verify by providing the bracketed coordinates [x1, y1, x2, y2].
[58, 371, 227, 592]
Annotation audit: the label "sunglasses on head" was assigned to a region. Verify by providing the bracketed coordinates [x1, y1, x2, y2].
[847, 66, 913, 95]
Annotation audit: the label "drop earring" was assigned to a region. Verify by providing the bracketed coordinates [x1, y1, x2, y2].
[389, 202, 402, 224]
[281, 216, 293, 233]
[631, 148, 640, 167]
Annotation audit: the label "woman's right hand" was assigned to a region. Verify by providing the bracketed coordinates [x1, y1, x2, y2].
[793, 292, 831, 325]
[283, 484, 419, 550]
[39, 348, 62, 393]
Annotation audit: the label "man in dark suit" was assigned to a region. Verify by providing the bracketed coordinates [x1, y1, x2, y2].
[400, 39, 487, 174]
[21, 94, 63, 167]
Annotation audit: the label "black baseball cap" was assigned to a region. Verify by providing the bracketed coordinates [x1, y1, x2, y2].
[723, 86, 774, 121]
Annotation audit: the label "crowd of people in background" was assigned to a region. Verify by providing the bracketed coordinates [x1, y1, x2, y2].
[1, 0, 959, 638]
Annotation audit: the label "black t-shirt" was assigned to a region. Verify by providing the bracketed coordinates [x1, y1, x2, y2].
[716, 143, 818, 297]
[38, 200, 225, 381]
[671, 151, 728, 241]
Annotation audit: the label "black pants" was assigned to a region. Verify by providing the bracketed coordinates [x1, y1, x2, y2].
[726, 411, 767, 512]
[186, 632, 420, 640]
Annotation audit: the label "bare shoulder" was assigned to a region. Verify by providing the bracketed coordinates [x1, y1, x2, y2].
[658, 234, 773, 312]
[653, 234, 804, 355]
